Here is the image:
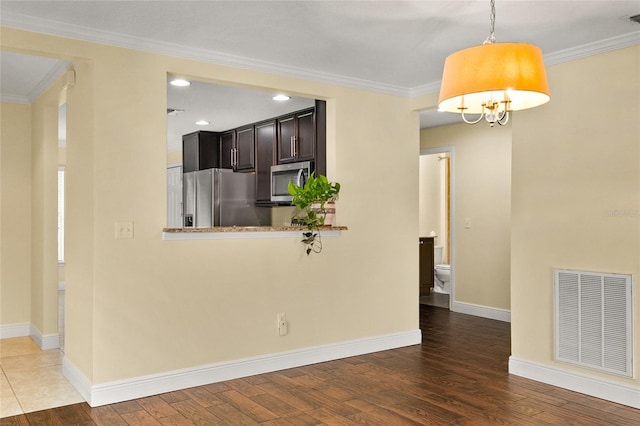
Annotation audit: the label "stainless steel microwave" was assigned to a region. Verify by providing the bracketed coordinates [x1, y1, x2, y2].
[270, 161, 313, 203]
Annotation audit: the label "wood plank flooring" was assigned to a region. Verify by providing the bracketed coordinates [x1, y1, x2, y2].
[2, 305, 639, 425]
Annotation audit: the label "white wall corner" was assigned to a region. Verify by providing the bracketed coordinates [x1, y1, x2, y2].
[29, 324, 60, 350]
[77, 329, 421, 407]
[509, 357, 640, 409]
[452, 301, 511, 322]
[0, 323, 30, 339]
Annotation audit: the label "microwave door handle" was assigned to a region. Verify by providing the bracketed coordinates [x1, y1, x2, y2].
[296, 168, 305, 187]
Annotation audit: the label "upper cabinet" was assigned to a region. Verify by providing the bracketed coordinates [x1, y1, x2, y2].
[235, 126, 255, 171]
[182, 131, 220, 173]
[277, 108, 315, 164]
[220, 130, 235, 170]
[220, 127, 255, 171]
[255, 120, 277, 203]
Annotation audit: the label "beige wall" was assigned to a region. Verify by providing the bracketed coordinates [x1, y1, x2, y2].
[511, 46, 640, 383]
[166, 150, 181, 166]
[1, 102, 32, 326]
[421, 123, 512, 310]
[1, 27, 419, 384]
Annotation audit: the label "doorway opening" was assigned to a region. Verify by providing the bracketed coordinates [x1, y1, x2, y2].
[419, 146, 455, 310]
[58, 102, 66, 352]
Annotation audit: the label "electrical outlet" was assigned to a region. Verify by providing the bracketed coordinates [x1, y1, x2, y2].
[277, 313, 288, 336]
[464, 218, 471, 229]
[115, 221, 134, 239]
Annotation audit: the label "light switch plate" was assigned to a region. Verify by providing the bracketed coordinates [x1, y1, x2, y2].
[115, 221, 134, 239]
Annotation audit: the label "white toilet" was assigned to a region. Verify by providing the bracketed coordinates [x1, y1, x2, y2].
[433, 246, 451, 294]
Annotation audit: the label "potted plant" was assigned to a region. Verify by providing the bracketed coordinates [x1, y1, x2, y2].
[288, 173, 340, 255]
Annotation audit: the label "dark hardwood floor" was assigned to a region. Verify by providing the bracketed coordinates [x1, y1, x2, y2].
[3, 305, 639, 425]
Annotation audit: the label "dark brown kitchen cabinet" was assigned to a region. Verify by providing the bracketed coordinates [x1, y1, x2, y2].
[220, 130, 235, 170]
[220, 128, 255, 171]
[255, 120, 276, 202]
[419, 237, 435, 297]
[182, 131, 219, 173]
[277, 108, 315, 164]
[235, 126, 255, 171]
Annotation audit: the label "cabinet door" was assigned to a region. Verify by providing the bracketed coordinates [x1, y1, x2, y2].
[183, 131, 219, 172]
[182, 133, 199, 173]
[220, 131, 235, 169]
[255, 121, 276, 202]
[277, 115, 295, 163]
[419, 237, 435, 297]
[295, 110, 315, 161]
[235, 126, 255, 171]
[197, 132, 219, 170]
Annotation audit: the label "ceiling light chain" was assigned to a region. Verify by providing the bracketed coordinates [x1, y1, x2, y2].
[483, 0, 497, 45]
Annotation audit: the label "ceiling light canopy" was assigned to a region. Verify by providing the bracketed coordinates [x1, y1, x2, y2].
[438, 0, 550, 127]
[195, 120, 210, 126]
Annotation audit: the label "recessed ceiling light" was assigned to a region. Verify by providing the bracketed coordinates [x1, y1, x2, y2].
[273, 94, 291, 101]
[195, 120, 210, 126]
[170, 79, 191, 87]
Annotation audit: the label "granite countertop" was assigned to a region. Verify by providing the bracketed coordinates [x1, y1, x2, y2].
[163, 225, 348, 233]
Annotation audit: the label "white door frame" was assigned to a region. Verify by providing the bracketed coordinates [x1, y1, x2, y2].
[419, 146, 455, 310]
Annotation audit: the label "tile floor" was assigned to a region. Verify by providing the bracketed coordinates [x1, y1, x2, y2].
[0, 287, 82, 418]
[0, 336, 84, 418]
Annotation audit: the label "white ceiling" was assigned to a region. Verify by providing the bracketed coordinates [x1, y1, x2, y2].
[1, 0, 639, 138]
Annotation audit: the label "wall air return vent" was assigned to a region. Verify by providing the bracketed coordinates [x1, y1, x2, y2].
[554, 269, 633, 377]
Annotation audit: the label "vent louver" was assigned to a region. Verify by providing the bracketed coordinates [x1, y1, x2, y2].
[554, 269, 632, 377]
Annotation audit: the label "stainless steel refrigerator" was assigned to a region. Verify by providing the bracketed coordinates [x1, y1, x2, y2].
[183, 169, 269, 227]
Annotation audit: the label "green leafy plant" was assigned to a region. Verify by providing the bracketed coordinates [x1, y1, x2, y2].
[288, 173, 340, 255]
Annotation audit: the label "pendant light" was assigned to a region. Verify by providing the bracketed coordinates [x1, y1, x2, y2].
[438, 0, 550, 126]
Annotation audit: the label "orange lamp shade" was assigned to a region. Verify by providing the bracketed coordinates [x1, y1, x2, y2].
[438, 43, 550, 114]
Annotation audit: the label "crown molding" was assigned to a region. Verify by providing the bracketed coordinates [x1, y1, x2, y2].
[543, 30, 640, 66]
[28, 59, 71, 102]
[409, 81, 442, 98]
[1, 94, 30, 104]
[2, 11, 639, 99]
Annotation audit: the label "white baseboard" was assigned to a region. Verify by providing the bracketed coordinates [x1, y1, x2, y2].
[29, 324, 60, 350]
[0, 323, 30, 339]
[64, 329, 422, 407]
[452, 301, 511, 322]
[62, 358, 93, 403]
[0, 323, 60, 350]
[509, 357, 640, 409]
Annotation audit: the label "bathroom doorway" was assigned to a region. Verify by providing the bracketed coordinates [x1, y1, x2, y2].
[419, 147, 455, 309]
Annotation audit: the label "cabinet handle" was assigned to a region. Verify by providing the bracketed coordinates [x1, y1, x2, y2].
[230, 149, 234, 167]
[290, 136, 295, 158]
